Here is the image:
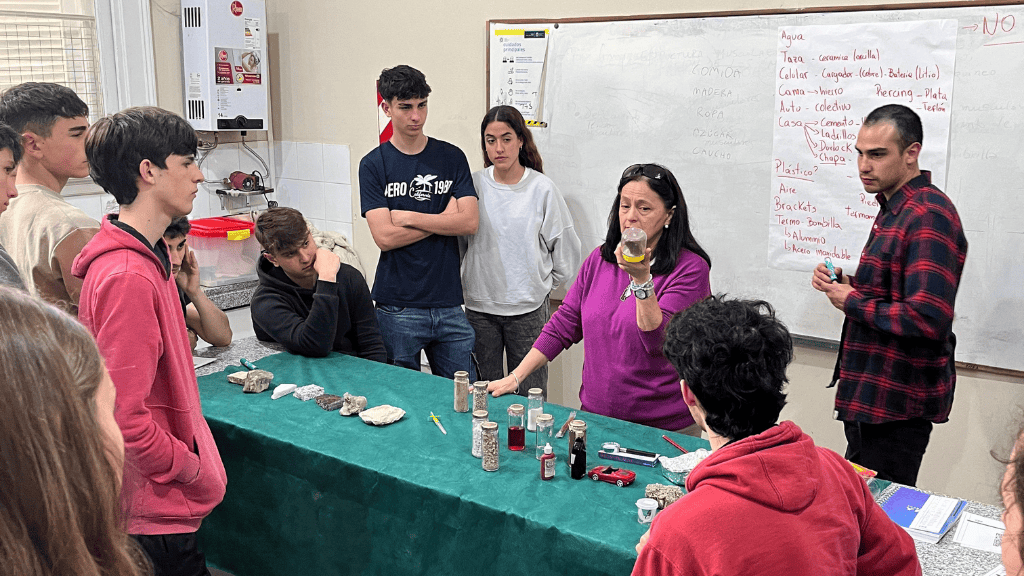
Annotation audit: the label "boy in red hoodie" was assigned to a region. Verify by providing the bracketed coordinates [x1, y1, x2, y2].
[632, 296, 921, 576]
[72, 107, 226, 576]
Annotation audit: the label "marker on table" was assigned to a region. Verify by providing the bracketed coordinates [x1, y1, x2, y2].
[824, 257, 838, 283]
[662, 435, 688, 453]
[429, 412, 447, 435]
[240, 358, 258, 370]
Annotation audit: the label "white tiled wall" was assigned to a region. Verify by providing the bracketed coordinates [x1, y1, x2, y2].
[61, 140, 355, 246]
[273, 141, 354, 241]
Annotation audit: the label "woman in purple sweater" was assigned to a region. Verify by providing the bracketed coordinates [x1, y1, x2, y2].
[489, 164, 711, 432]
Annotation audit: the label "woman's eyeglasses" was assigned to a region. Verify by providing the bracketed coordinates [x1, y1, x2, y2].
[621, 164, 667, 181]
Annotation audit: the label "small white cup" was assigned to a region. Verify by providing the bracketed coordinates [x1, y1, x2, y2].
[636, 498, 659, 524]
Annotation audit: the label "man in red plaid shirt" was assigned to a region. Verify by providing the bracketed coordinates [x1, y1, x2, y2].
[812, 104, 967, 487]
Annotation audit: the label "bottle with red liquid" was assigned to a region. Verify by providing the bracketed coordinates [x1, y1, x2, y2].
[507, 404, 526, 451]
[540, 443, 555, 480]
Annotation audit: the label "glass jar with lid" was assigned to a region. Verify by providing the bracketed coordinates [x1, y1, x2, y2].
[481, 422, 499, 472]
[527, 388, 544, 431]
[453, 371, 469, 412]
[471, 410, 488, 458]
[534, 413, 554, 459]
[507, 404, 526, 451]
[472, 381, 489, 413]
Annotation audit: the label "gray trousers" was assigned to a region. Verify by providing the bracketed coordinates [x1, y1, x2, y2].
[466, 300, 550, 398]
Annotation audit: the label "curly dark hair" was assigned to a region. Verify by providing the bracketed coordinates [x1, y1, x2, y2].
[600, 163, 711, 277]
[663, 295, 791, 441]
[377, 65, 431, 103]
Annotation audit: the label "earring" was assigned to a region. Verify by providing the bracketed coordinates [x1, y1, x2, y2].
[664, 223, 669, 229]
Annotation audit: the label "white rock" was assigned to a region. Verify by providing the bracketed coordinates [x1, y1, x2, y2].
[359, 404, 405, 426]
[339, 392, 367, 416]
[243, 369, 273, 394]
[272, 383, 297, 399]
[227, 371, 248, 385]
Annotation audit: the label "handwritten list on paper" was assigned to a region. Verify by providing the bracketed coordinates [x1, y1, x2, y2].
[768, 20, 957, 272]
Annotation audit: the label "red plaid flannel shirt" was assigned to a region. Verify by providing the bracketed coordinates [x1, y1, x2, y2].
[833, 171, 967, 424]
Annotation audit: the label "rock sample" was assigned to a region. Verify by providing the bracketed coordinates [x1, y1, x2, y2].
[227, 371, 248, 385]
[339, 393, 367, 416]
[359, 404, 405, 426]
[316, 394, 345, 411]
[293, 385, 325, 401]
[645, 484, 684, 509]
[271, 383, 297, 400]
[243, 369, 273, 394]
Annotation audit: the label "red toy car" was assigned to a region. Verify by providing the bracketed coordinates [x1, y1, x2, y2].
[588, 465, 636, 487]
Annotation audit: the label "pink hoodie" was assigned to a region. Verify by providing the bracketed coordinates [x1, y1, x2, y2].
[73, 216, 226, 534]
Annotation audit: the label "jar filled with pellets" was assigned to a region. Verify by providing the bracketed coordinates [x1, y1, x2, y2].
[453, 371, 470, 412]
[472, 381, 489, 413]
[621, 227, 647, 262]
[472, 410, 488, 458]
[481, 421, 500, 472]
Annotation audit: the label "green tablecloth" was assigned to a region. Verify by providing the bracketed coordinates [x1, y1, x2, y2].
[196, 351, 709, 576]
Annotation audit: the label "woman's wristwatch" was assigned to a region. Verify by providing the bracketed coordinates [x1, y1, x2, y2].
[630, 276, 655, 300]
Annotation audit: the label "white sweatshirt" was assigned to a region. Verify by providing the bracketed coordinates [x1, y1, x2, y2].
[460, 167, 582, 315]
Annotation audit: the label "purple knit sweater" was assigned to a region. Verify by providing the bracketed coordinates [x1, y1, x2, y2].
[534, 247, 711, 430]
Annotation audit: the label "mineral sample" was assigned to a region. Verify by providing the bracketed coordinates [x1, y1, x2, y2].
[359, 404, 405, 426]
[645, 484, 684, 509]
[293, 385, 325, 401]
[243, 369, 273, 393]
[339, 393, 367, 416]
[316, 394, 345, 411]
[227, 371, 248, 385]
[271, 383, 297, 400]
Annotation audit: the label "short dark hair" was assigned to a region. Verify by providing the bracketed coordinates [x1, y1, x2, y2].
[0, 82, 89, 136]
[663, 295, 792, 441]
[0, 122, 24, 164]
[163, 216, 191, 239]
[864, 104, 922, 152]
[377, 65, 431, 103]
[85, 107, 198, 205]
[601, 164, 711, 276]
[255, 207, 309, 255]
[480, 105, 543, 173]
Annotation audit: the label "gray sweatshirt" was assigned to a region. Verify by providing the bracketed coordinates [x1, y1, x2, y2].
[0, 243, 25, 290]
[460, 167, 581, 315]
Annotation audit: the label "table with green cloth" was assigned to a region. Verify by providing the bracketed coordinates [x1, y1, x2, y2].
[196, 348, 709, 576]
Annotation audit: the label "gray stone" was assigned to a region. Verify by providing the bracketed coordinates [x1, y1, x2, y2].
[645, 484, 684, 509]
[243, 369, 273, 394]
[359, 404, 405, 426]
[227, 371, 248, 385]
[293, 385, 325, 401]
[339, 393, 367, 416]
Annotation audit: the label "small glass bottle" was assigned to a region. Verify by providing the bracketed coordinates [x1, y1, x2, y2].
[621, 227, 647, 262]
[527, 387, 544, 432]
[570, 437, 587, 479]
[471, 410, 488, 458]
[540, 443, 555, 480]
[481, 421, 499, 472]
[472, 381, 489, 413]
[507, 404, 526, 451]
[534, 413, 554, 459]
[453, 371, 469, 413]
[567, 419, 587, 460]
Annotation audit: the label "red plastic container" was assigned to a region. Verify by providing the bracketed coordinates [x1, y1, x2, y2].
[187, 217, 259, 287]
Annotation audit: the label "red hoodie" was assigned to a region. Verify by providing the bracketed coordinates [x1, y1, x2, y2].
[73, 216, 226, 534]
[632, 421, 921, 576]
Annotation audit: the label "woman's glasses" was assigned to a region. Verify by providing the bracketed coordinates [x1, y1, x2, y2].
[621, 163, 667, 181]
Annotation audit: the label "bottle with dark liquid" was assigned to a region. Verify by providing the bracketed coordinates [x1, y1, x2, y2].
[570, 437, 587, 479]
[507, 404, 526, 451]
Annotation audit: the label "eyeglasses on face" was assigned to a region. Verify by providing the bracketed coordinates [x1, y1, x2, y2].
[621, 163, 667, 181]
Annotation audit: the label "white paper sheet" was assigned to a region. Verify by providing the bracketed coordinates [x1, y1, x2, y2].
[909, 494, 960, 533]
[768, 20, 957, 272]
[490, 28, 550, 120]
[953, 512, 1005, 555]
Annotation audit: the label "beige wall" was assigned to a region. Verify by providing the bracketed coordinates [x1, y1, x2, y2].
[151, 0, 1023, 505]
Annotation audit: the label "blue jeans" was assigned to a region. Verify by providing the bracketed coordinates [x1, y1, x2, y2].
[375, 304, 476, 381]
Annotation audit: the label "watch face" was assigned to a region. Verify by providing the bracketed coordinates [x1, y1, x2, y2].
[634, 287, 652, 300]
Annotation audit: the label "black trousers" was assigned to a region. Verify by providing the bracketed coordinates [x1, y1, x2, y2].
[132, 533, 212, 576]
[844, 418, 933, 486]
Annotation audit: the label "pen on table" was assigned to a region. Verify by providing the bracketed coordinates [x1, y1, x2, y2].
[824, 257, 838, 283]
[621, 447, 659, 458]
[429, 412, 447, 435]
[240, 358, 257, 370]
[555, 410, 577, 438]
[662, 435, 688, 453]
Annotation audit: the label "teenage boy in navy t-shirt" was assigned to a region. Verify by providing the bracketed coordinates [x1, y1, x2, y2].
[358, 65, 478, 380]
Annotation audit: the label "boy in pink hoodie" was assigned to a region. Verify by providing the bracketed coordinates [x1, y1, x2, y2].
[72, 107, 226, 576]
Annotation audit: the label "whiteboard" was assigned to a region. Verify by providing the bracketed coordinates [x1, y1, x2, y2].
[490, 5, 1024, 372]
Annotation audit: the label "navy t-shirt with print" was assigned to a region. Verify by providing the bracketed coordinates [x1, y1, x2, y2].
[358, 138, 476, 307]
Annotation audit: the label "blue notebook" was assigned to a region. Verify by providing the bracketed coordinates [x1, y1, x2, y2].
[881, 486, 967, 544]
